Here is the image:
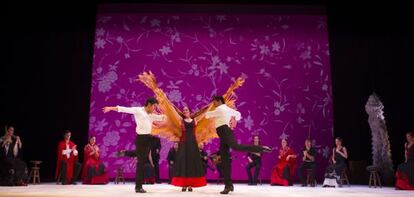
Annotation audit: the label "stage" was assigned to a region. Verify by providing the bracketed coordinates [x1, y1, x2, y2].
[0, 183, 411, 197]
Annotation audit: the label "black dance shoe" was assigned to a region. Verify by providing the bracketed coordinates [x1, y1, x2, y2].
[116, 150, 125, 157]
[182, 187, 187, 192]
[220, 188, 231, 195]
[135, 188, 147, 193]
[229, 185, 234, 192]
[188, 187, 193, 192]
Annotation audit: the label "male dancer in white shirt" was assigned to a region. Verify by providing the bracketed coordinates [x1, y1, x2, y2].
[205, 96, 272, 194]
[103, 97, 165, 193]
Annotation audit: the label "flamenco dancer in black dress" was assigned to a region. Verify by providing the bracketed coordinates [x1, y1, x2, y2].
[171, 106, 207, 191]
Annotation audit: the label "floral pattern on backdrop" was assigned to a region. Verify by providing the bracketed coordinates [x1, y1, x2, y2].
[89, 10, 333, 180]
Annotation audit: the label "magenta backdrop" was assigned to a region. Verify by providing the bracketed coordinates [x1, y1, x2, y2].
[88, 5, 333, 181]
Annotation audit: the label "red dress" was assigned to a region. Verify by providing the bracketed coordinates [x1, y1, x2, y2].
[82, 143, 108, 184]
[270, 146, 296, 186]
[55, 140, 78, 184]
[395, 143, 414, 190]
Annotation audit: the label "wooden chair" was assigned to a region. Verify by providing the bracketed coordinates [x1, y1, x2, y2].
[115, 167, 125, 184]
[367, 166, 382, 188]
[28, 161, 42, 184]
[340, 168, 351, 187]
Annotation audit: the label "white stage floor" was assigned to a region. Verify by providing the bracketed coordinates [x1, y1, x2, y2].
[0, 183, 411, 197]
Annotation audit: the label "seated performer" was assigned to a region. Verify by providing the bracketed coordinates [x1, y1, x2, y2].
[81, 136, 108, 184]
[116, 149, 155, 184]
[56, 130, 81, 185]
[395, 131, 414, 190]
[0, 126, 28, 186]
[322, 137, 348, 187]
[199, 143, 210, 174]
[298, 139, 317, 187]
[167, 142, 179, 184]
[270, 138, 296, 186]
[210, 151, 223, 179]
[246, 135, 262, 185]
[210, 151, 233, 180]
[150, 135, 161, 183]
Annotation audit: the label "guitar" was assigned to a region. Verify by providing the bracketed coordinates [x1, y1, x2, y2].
[209, 154, 237, 165]
[211, 154, 222, 165]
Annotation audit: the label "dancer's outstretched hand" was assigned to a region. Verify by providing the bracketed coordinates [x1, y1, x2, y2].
[103, 106, 116, 113]
[262, 146, 273, 153]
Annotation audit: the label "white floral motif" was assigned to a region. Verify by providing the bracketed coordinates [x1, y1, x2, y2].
[259, 45, 270, 56]
[103, 131, 120, 146]
[300, 46, 312, 60]
[244, 114, 254, 131]
[159, 45, 172, 55]
[272, 41, 280, 52]
[95, 38, 106, 49]
[116, 36, 124, 43]
[217, 62, 228, 74]
[168, 89, 182, 103]
[188, 64, 200, 76]
[274, 101, 285, 116]
[96, 28, 105, 37]
[95, 119, 108, 132]
[171, 32, 181, 43]
[279, 132, 289, 140]
[98, 71, 118, 93]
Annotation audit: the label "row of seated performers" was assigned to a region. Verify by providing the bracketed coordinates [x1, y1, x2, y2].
[1, 126, 413, 190]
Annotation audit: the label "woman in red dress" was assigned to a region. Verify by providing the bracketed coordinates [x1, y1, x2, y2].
[395, 131, 414, 190]
[82, 136, 108, 184]
[270, 139, 297, 186]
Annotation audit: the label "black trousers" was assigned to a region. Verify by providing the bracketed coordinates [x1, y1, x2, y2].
[216, 163, 223, 178]
[168, 164, 174, 183]
[246, 161, 261, 184]
[59, 160, 81, 184]
[298, 162, 316, 184]
[153, 160, 160, 182]
[216, 125, 264, 188]
[134, 134, 152, 189]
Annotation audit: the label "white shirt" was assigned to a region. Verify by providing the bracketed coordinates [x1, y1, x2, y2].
[205, 104, 242, 129]
[117, 106, 165, 135]
[62, 144, 78, 159]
